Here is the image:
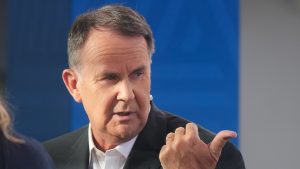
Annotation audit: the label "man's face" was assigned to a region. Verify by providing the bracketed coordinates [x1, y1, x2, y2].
[67, 28, 151, 146]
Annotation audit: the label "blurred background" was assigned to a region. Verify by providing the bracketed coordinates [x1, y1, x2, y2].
[0, 0, 299, 168]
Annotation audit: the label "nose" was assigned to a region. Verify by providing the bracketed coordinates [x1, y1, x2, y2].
[117, 80, 135, 102]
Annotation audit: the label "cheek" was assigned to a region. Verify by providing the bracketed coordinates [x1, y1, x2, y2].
[141, 73, 151, 91]
[134, 86, 151, 119]
[135, 77, 150, 97]
[82, 87, 117, 125]
[96, 90, 117, 115]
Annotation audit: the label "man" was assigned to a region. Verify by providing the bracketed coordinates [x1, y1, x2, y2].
[44, 4, 245, 169]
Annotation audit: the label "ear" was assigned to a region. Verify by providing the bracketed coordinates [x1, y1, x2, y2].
[62, 69, 82, 103]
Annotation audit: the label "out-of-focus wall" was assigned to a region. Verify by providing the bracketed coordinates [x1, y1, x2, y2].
[241, 0, 300, 168]
[6, 0, 72, 141]
[0, 0, 6, 92]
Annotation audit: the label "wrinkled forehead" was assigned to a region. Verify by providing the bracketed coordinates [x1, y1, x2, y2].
[84, 28, 149, 52]
[78, 28, 151, 68]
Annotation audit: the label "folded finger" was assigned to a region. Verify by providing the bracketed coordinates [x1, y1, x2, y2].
[174, 127, 185, 140]
[185, 123, 199, 138]
[166, 132, 175, 145]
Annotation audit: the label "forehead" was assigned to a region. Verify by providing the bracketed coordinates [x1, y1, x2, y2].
[79, 28, 149, 65]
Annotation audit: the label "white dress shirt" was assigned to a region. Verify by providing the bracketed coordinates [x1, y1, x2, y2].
[88, 124, 137, 169]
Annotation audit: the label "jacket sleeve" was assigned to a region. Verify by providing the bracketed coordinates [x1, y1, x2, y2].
[216, 142, 246, 169]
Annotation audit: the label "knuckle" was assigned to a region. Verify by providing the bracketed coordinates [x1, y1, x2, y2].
[166, 133, 175, 142]
[166, 132, 174, 138]
[185, 134, 195, 142]
[173, 138, 185, 149]
[184, 134, 200, 146]
[159, 152, 166, 161]
[159, 145, 172, 160]
[175, 127, 185, 132]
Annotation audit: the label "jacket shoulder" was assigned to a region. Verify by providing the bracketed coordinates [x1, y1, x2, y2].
[216, 141, 245, 169]
[44, 125, 87, 148]
[152, 105, 215, 144]
[43, 125, 88, 163]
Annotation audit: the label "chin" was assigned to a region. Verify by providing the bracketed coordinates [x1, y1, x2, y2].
[115, 124, 142, 140]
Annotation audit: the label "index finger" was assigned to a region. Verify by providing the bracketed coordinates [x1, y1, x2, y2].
[185, 123, 199, 138]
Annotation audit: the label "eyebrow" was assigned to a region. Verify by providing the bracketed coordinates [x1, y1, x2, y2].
[131, 65, 146, 74]
[101, 71, 119, 78]
[95, 65, 147, 79]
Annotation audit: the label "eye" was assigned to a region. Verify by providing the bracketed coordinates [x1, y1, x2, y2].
[105, 74, 118, 80]
[100, 73, 119, 82]
[134, 71, 144, 77]
[132, 69, 144, 78]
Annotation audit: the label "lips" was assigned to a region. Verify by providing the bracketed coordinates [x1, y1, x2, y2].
[115, 112, 132, 116]
[113, 111, 135, 121]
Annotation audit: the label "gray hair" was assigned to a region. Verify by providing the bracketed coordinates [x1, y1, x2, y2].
[68, 4, 155, 69]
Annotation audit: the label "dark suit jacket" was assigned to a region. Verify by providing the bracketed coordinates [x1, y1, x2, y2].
[0, 132, 54, 169]
[44, 103, 245, 169]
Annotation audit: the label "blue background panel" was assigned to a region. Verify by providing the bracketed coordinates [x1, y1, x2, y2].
[7, 0, 72, 141]
[71, 0, 239, 145]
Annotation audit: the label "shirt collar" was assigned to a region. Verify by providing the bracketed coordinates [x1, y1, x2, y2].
[88, 124, 137, 160]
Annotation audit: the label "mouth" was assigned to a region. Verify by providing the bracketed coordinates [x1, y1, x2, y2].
[115, 112, 132, 116]
[113, 111, 135, 121]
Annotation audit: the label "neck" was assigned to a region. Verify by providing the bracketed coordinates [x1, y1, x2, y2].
[90, 128, 128, 152]
[93, 138, 117, 151]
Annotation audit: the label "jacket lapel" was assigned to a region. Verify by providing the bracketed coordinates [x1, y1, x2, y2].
[61, 103, 166, 169]
[64, 127, 89, 169]
[123, 103, 166, 169]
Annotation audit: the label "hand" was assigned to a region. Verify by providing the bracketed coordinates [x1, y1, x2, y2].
[159, 123, 237, 169]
